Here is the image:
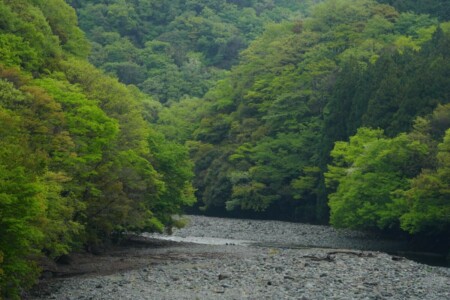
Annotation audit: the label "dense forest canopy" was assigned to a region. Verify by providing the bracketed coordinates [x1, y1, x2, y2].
[378, 0, 450, 21]
[70, 0, 450, 244]
[1, 0, 449, 298]
[184, 0, 450, 227]
[0, 0, 194, 297]
[68, 0, 317, 103]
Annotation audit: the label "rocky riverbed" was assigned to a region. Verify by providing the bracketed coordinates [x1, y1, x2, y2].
[29, 215, 450, 300]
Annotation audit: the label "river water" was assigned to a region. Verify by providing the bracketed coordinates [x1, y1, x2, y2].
[30, 214, 450, 300]
[145, 215, 450, 267]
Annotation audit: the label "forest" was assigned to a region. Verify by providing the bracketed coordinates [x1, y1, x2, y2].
[0, 0, 449, 298]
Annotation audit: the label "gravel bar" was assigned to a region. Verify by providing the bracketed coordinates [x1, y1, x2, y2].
[29, 215, 450, 300]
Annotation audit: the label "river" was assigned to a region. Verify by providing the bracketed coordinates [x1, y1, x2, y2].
[29, 215, 450, 299]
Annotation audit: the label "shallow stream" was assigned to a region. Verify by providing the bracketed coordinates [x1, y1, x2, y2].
[144, 215, 450, 268]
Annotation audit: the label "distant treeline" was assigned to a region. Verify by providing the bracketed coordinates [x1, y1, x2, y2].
[73, 0, 450, 251]
[161, 0, 450, 237]
[69, 0, 314, 103]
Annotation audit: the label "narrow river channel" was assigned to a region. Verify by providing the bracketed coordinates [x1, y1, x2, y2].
[30, 215, 450, 300]
[146, 215, 449, 268]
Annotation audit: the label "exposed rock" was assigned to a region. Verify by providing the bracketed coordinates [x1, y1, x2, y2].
[29, 215, 450, 300]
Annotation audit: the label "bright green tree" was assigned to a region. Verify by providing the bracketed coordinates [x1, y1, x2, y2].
[326, 128, 428, 229]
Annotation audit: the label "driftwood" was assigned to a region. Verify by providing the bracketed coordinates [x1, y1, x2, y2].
[302, 254, 335, 262]
[326, 250, 376, 257]
[302, 250, 377, 262]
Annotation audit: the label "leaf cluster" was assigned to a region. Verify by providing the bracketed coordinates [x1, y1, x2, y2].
[0, 1, 195, 298]
[185, 0, 450, 232]
[69, 0, 309, 102]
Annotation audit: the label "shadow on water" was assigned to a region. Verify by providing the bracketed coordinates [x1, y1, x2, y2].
[391, 251, 450, 268]
[144, 233, 450, 268]
[253, 241, 450, 268]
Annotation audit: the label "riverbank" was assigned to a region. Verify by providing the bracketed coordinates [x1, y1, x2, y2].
[161, 215, 413, 252]
[161, 215, 449, 266]
[28, 215, 450, 299]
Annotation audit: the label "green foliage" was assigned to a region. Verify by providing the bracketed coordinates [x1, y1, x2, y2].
[147, 130, 196, 228]
[32, 0, 90, 57]
[70, 0, 310, 102]
[324, 25, 450, 142]
[395, 108, 450, 234]
[0, 0, 62, 71]
[0, 33, 39, 70]
[326, 128, 428, 229]
[58, 58, 195, 240]
[0, 106, 44, 298]
[190, 0, 445, 223]
[327, 101, 450, 235]
[378, 0, 450, 21]
[0, 167, 44, 298]
[156, 97, 210, 143]
[39, 171, 83, 258]
[0, 0, 196, 297]
[1, 0, 449, 295]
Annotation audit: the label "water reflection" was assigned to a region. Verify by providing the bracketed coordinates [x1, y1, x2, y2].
[143, 232, 449, 268]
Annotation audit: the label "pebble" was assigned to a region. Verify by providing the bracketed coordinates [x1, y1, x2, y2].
[29, 215, 450, 300]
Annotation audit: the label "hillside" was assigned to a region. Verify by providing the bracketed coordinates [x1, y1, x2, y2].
[69, 0, 316, 103]
[0, 0, 194, 298]
[1, 0, 449, 297]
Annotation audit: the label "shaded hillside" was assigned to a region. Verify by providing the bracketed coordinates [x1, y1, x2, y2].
[0, 0, 194, 298]
[180, 0, 450, 239]
[68, 0, 317, 103]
